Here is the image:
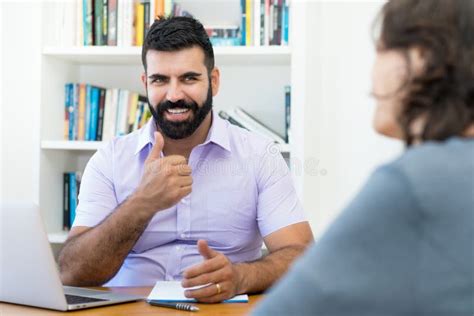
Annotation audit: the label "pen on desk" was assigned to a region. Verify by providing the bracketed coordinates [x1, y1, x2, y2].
[147, 300, 200, 312]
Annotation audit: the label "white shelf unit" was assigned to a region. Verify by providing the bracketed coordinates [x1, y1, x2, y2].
[39, 0, 306, 244]
[43, 46, 291, 65]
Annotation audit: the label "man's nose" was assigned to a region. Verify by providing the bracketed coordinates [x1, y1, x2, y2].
[166, 81, 185, 103]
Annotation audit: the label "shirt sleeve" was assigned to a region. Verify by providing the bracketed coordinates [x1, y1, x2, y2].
[256, 142, 307, 237]
[72, 141, 118, 227]
[252, 165, 420, 316]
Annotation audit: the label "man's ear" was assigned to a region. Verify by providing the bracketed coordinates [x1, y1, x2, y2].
[141, 72, 147, 89]
[210, 67, 220, 97]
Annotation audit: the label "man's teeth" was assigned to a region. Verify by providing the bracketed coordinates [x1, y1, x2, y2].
[167, 108, 189, 114]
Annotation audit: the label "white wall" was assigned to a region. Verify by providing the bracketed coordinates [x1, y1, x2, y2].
[0, 1, 3, 203]
[301, 0, 402, 238]
[1, 1, 42, 204]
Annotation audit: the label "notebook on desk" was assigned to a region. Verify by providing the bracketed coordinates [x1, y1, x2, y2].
[148, 281, 249, 303]
[0, 202, 143, 311]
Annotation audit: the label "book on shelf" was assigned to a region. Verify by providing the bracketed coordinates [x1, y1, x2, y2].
[206, 26, 240, 47]
[219, 84, 290, 144]
[53, 0, 289, 47]
[63, 171, 82, 231]
[241, 0, 289, 46]
[64, 83, 151, 142]
[284, 85, 291, 143]
[219, 107, 287, 145]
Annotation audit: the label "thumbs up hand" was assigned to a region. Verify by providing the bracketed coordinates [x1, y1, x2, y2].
[135, 131, 193, 213]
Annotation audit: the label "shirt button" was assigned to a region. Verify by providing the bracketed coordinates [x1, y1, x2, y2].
[180, 233, 185, 238]
[176, 246, 181, 250]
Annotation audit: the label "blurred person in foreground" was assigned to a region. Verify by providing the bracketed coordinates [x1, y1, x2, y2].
[253, 0, 474, 315]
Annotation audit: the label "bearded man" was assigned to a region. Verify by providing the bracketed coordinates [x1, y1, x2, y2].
[58, 16, 312, 303]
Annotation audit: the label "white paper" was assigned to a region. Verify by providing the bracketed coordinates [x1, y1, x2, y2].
[147, 281, 249, 303]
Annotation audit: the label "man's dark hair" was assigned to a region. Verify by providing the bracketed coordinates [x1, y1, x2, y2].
[141, 16, 215, 73]
[375, 0, 474, 145]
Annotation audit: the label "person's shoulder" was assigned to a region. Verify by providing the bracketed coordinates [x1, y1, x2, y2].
[391, 137, 474, 176]
[379, 137, 474, 209]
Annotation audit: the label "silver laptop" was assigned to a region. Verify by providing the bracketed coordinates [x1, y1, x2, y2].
[0, 202, 143, 311]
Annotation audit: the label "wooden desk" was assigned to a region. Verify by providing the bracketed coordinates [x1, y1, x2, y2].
[0, 287, 263, 316]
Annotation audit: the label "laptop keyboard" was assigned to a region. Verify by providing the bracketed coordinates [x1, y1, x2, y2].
[65, 294, 109, 305]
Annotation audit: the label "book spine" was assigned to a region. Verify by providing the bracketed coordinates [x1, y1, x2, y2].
[102, 0, 108, 45]
[124, 0, 134, 46]
[128, 92, 139, 133]
[77, 84, 86, 140]
[282, 0, 289, 45]
[246, 0, 252, 46]
[164, 0, 172, 16]
[139, 103, 151, 128]
[107, 0, 117, 45]
[97, 88, 106, 141]
[75, 171, 82, 224]
[63, 173, 70, 231]
[85, 0, 94, 45]
[69, 172, 77, 228]
[135, 0, 145, 46]
[240, 0, 246, 46]
[275, 0, 282, 45]
[73, 84, 80, 140]
[102, 88, 113, 141]
[260, 0, 265, 45]
[134, 98, 144, 131]
[144, 0, 150, 38]
[284, 85, 291, 143]
[264, 0, 270, 45]
[118, 90, 130, 135]
[94, 0, 103, 45]
[89, 87, 100, 141]
[156, 0, 164, 18]
[83, 0, 88, 45]
[117, 0, 123, 46]
[85, 85, 92, 140]
[65, 83, 70, 140]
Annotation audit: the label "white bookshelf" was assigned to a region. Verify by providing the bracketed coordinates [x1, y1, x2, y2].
[39, 0, 306, 244]
[43, 46, 291, 65]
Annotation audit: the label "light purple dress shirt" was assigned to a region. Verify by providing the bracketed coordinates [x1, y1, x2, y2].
[73, 111, 306, 286]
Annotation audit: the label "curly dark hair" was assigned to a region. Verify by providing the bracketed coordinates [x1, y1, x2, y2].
[377, 0, 474, 145]
[141, 16, 215, 73]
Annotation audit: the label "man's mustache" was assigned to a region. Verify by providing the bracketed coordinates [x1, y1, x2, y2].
[157, 100, 198, 112]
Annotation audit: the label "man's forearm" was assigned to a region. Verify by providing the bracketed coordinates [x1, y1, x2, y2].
[58, 195, 155, 286]
[233, 244, 308, 294]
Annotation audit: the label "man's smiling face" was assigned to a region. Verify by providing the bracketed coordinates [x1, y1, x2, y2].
[143, 46, 219, 140]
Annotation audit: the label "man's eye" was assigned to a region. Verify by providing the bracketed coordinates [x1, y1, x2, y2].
[184, 76, 197, 82]
[152, 78, 165, 84]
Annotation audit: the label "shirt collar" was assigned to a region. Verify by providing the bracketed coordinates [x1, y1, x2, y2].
[134, 110, 231, 155]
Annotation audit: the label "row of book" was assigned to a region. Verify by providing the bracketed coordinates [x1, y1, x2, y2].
[241, 0, 290, 46]
[52, 0, 176, 47]
[219, 85, 291, 144]
[52, 0, 289, 47]
[63, 172, 82, 231]
[64, 83, 151, 141]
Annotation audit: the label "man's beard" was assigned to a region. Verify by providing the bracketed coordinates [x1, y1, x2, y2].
[147, 85, 213, 140]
